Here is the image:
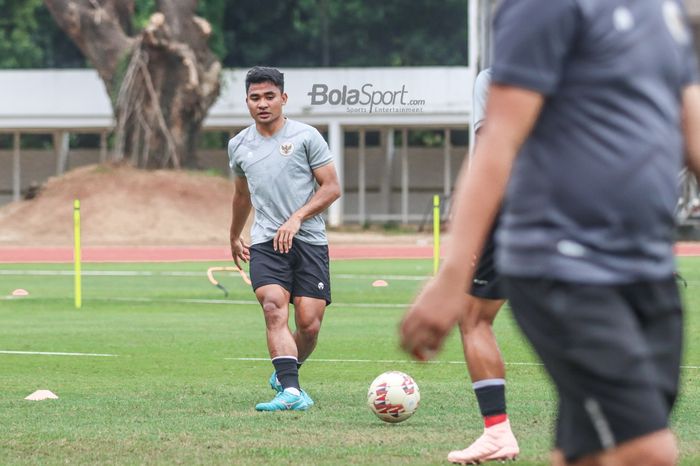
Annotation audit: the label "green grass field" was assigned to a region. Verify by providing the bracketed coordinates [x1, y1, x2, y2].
[1, 258, 700, 465]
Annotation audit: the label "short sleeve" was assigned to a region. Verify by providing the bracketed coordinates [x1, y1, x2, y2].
[227, 137, 245, 177]
[681, 40, 700, 88]
[472, 69, 491, 132]
[677, 2, 700, 86]
[491, 0, 580, 95]
[306, 128, 333, 169]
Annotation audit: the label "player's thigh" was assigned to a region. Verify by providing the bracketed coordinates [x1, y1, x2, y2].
[250, 240, 294, 294]
[290, 240, 331, 305]
[504, 277, 673, 463]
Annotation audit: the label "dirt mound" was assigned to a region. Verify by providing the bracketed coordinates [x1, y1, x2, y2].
[0, 163, 434, 248]
[0, 164, 238, 246]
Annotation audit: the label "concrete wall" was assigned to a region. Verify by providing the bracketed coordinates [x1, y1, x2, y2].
[341, 146, 466, 223]
[0, 142, 468, 224]
[0, 148, 103, 204]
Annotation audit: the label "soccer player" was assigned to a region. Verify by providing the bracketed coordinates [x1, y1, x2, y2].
[447, 68, 519, 465]
[228, 66, 341, 412]
[401, 1, 700, 465]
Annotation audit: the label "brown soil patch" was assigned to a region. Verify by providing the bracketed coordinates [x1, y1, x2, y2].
[0, 163, 433, 247]
[0, 164, 239, 246]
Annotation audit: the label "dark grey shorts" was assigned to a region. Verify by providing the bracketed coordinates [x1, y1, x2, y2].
[250, 239, 331, 305]
[503, 276, 682, 462]
[469, 225, 505, 300]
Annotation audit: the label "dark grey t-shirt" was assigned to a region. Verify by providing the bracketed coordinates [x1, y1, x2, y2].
[492, 0, 699, 283]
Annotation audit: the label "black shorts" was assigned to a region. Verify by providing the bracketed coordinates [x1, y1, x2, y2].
[250, 239, 331, 305]
[504, 276, 682, 462]
[469, 224, 505, 300]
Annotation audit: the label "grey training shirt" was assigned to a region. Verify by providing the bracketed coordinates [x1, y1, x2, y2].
[228, 119, 334, 245]
[492, 0, 700, 283]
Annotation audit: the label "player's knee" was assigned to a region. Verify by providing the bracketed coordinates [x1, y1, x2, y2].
[459, 304, 480, 332]
[298, 319, 321, 340]
[261, 300, 287, 326]
[458, 312, 477, 333]
[606, 430, 677, 466]
[460, 315, 491, 341]
[550, 450, 566, 466]
[460, 299, 500, 332]
[633, 440, 677, 466]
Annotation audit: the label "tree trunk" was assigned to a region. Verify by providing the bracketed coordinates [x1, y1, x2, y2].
[44, 0, 221, 168]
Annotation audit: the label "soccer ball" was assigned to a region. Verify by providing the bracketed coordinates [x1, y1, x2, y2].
[367, 371, 420, 423]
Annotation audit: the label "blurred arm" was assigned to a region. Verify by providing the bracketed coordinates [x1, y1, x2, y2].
[400, 84, 545, 359]
[439, 84, 544, 288]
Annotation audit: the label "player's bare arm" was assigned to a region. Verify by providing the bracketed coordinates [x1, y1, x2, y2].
[682, 84, 700, 179]
[273, 162, 341, 253]
[400, 84, 544, 360]
[230, 175, 252, 269]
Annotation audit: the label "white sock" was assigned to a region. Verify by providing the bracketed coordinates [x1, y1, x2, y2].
[284, 387, 301, 396]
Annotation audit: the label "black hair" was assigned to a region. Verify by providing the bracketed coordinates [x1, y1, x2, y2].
[245, 66, 284, 93]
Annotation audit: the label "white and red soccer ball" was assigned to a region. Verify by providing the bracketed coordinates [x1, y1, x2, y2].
[367, 371, 420, 423]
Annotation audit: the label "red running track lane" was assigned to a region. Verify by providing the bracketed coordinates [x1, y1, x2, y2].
[2, 243, 700, 263]
[0, 245, 436, 263]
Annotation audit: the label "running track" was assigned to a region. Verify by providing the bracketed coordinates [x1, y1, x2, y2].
[1, 243, 700, 263]
[0, 245, 435, 263]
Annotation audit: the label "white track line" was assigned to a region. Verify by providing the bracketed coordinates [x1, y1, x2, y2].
[1, 295, 407, 307]
[225, 356, 542, 366]
[0, 350, 117, 357]
[99, 297, 406, 308]
[0, 270, 429, 281]
[334, 273, 428, 281]
[0, 270, 200, 277]
[225, 357, 700, 370]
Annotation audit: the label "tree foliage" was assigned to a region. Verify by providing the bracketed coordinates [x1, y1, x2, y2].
[44, 0, 221, 168]
[0, 0, 45, 68]
[2, 0, 468, 167]
[4, 0, 467, 69]
[221, 0, 468, 67]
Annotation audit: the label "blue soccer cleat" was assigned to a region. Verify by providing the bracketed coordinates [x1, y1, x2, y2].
[268, 372, 314, 407]
[255, 389, 310, 412]
[269, 371, 283, 393]
[301, 389, 314, 407]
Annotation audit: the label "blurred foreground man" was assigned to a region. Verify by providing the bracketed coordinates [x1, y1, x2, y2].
[401, 1, 700, 465]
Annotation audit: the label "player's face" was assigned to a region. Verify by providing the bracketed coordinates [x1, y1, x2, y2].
[246, 82, 287, 127]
